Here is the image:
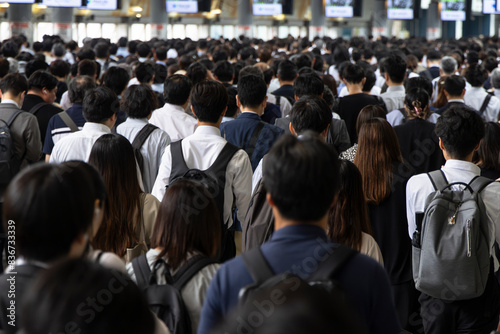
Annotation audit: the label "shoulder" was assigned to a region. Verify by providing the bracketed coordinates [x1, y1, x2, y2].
[143, 193, 161, 209]
[264, 123, 285, 135]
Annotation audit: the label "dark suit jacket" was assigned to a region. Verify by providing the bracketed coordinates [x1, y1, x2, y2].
[21, 94, 62, 145]
[220, 112, 284, 171]
[419, 66, 440, 80]
[271, 85, 295, 105]
[436, 101, 470, 115]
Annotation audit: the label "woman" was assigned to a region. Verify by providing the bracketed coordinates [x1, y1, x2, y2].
[127, 179, 221, 333]
[328, 160, 383, 264]
[473, 122, 500, 180]
[89, 133, 160, 262]
[354, 118, 421, 333]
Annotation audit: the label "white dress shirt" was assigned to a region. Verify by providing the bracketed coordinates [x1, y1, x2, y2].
[380, 85, 406, 112]
[495, 89, 500, 100]
[60, 91, 73, 111]
[149, 103, 197, 142]
[464, 86, 500, 122]
[117, 118, 171, 193]
[151, 126, 252, 227]
[406, 160, 500, 269]
[49, 122, 111, 163]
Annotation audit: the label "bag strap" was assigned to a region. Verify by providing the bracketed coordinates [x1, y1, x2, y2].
[58, 111, 79, 132]
[308, 244, 357, 281]
[172, 255, 218, 290]
[29, 102, 47, 116]
[479, 94, 492, 115]
[246, 122, 265, 160]
[132, 123, 158, 151]
[427, 170, 449, 191]
[398, 107, 408, 123]
[206, 142, 240, 174]
[5, 110, 23, 128]
[241, 247, 275, 284]
[468, 175, 494, 195]
[131, 254, 151, 289]
[169, 140, 190, 180]
[276, 95, 281, 106]
[95, 251, 104, 264]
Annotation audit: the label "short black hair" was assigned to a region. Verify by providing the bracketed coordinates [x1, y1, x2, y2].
[68, 75, 96, 103]
[263, 133, 339, 221]
[0, 73, 28, 96]
[484, 57, 498, 73]
[226, 86, 238, 118]
[121, 84, 158, 119]
[187, 62, 208, 86]
[291, 96, 333, 134]
[384, 54, 406, 84]
[213, 60, 234, 83]
[135, 62, 155, 83]
[405, 76, 433, 98]
[154, 63, 167, 84]
[427, 50, 442, 61]
[444, 75, 466, 97]
[78, 59, 98, 77]
[25, 59, 48, 80]
[277, 60, 298, 82]
[28, 70, 58, 92]
[464, 64, 488, 87]
[190, 80, 228, 123]
[293, 73, 324, 98]
[292, 53, 312, 70]
[363, 70, 376, 92]
[237, 74, 267, 108]
[435, 105, 485, 159]
[238, 65, 264, 81]
[102, 66, 130, 96]
[1, 41, 19, 58]
[49, 59, 70, 78]
[0, 58, 9, 78]
[164, 74, 192, 105]
[155, 46, 167, 61]
[83, 87, 119, 123]
[94, 42, 109, 59]
[342, 63, 365, 84]
[77, 48, 96, 61]
[136, 43, 151, 58]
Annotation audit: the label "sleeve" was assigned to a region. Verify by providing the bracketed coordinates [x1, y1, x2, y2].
[230, 150, 253, 224]
[142, 194, 161, 245]
[486, 96, 500, 122]
[252, 159, 263, 195]
[197, 271, 224, 334]
[151, 146, 173, 202]
[331, 119, 351, 153]
[406, 176, 418, 239]
[23, 115, 42, 163]
[42, 116, 56, 155]
[280, 97, 292, 118]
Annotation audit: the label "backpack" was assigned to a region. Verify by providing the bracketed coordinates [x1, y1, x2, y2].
[0, 110, 23, 186]
[132, 254, 217, 334]
[237, 245, 367, 333]
[132, 124, 158, 175]
[478, 94, 492, 116]
[169, 140, 240, 261]
[412, 170, 494, 300]
[58, 111, 79, 132]
[262, 102, 281, 124]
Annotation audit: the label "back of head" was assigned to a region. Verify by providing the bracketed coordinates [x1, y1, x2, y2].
[0, 57, 9, 78]
[404, 88, 430, 119]
[94, 42, 109, 59]
[49, 59, 70, 79]
[26, 59, 48, 79]
[190, 80, 228, 123]
[3, 163, 96, 262]
[164, 74, 192, 105]
[121, 84, 158, 118]
[292, 53, 312, 70]
[28, 70, 58, 92]
[77, 48, 96, 61]
[238, 65, 264, 81]
[474, 122, 500, 171]
[405, 76, 433, 98]
[1, 41, 19, 58]
[293, 73, 324, 98]
[427, 50, 442, 62]
[355, 105, 387, 135]
[102, 66, 130, 96]
[51, 43, 65, 58]
[78, 59, 98, 77]
[464, 64, 488, 87]
[136, 42, 151, 58]
[435, 105, 485, 160]
[290, 96, 332, 134]
[444, 74, 466, 97]
[226, 86, 238, 118]
[0, 73, 28, 95]
[237, 74, 267, 108]
[277, 60, 298, 82]
[484, 56, 499, 73]
[491, 68, 500, 89]
[440, 56, 458, 75]
[187, 62, 208, 86]
[135, 62, 155, 83]
[384, 54, 406, 84]
[82, 87, 118, 123]
[21, 259, 155, 334]
[263, 132, 339, 222]
[213, 60, 234, 83]
[362, 70, 376, 92]
[342, 63, 365, 84]
[68, 75, 96, 103]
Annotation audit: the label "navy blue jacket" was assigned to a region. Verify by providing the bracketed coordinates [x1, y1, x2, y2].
[220, 112, 284, 171]
[43, 103, 86, 155]
[197, 225, 401, 334]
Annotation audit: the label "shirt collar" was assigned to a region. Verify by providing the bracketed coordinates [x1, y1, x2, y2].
[386, 85, 405, 92]
[82, 122, 112, 133]
[270, 225, 328, 242]
[1, 99, 20, 109]
[194, 125, 220, 136]
[447, 99, 465, 103]
[163, 103, 187, 113]
[443, 159, 481, 175]
[124, 117, 149, 125]
[468, 86, 485, 91]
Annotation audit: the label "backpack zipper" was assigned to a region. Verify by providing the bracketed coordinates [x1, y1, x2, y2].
[449, 202, 462, 225]
[466, 219, 472, 258]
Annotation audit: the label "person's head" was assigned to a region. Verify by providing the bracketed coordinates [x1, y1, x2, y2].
[0, 57, 9, 78]
[151, 179, 221, 270]
[435, 105, 485, 160]
[236, 74, 267, 110]
[342, 63, 365, 85]
[49, 59, 70, 79]
[187, 62, 208, 86]
[68, 75, 96, 104]
[121, 84, 158, 119]
[290, 96, 332, 137]
[28, 70, 58, 104]
[328, 160, 371, 251]
[1, 41, 19, 58]
[492, 68, 500, 89]
[473, 122, 500, 171]
[190, 80, 228, 123]
[21, 259, 155, 334]
[136, 42, 151, 58]
[354, 118, 403, 204]
[440, 56, 458, 75]
[0, 73, 28, 99]
[464, 64, 488, 87]
[293, 73, 324, 99]
[25, 58, 48, 79]
[238, 65, 265, 81]
[94, 42, 109, 59]
[404, 88, 431, 120]
[426, 50, 442, 64]
[444, 75, 466, 98]
[405, 76, 433, 98]
[155, 46, 167, 61]
[51, 43, 65, 58]
[277, 60, 298, 83]
[78, 59, 98, 78]
[77, 48, 96, 61]
[355, 104, 387, 136]
[3, 162, 99, 263]
[362, 70, 376, 92]
[384, 54, 406, 84]
[101, 66, 130, 96]
[292, 53, 312, 70]
[484, 56, 498, 73]
[135, 62, 155, 84]
[213, 60, 234, 83]
[82, 87, 118, 125]
[263, 132, 339, 225]
[226, 86, 239, 118]
[164, 74, 193, 106]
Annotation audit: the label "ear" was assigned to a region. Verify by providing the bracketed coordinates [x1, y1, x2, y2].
[266, 192, 275, 208]
[221, 106, 227, 118]
[236, 95, 242, 108]
[294, 94, 299, 101]
[474, 140, 481, 152]
[289, 122, 297, 136]
[384, 72, 389, 82]
[262, 95, 268, 107]
[361, 77, 366, 86]
[321, 124, 330, 140]
[438, 138, 445, 152]
[190, 105, 197, 117]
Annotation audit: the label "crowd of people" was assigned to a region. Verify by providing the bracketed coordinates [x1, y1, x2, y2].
[0, 32, 499, 333]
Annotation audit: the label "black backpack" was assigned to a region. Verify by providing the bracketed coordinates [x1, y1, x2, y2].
[0, 110, 23, 186]
[132, 254, 217, 334]
[132, 123, 158, 175]
[169, 140, 240, 261]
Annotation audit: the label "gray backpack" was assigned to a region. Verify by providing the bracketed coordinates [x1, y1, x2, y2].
[412, 170, 493, 300]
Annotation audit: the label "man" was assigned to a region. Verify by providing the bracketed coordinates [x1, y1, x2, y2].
[94, 42, 116, 79]
[21, 70, 62, 145]
[464, 64, 500, 122]
[406, 105, 500, 333]
[254, 62, 293, 118]
[220, 74, 284, 171]
[271, 60, 297, 105]
[152, 80, 252, 259]
[213, 60, 234, 87]
[49, 87, 118, 163]
[43, 76, 96, 160]
[419, 50, 442, 81]
[431, 56, 458, 103]
[380, 54, 407, 112]
[149, 74, 197, 142]
[198, 132, 401, 334]
[60, 59, 99, 111]
[436, 75, 472, 115]
[491, 68, 500, 100]
[136, 42, 151, 63]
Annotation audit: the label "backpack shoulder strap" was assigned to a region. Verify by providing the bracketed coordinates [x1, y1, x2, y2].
[95, 251, 104, 264]
[29, 102, 47, 116]
[398, 107, 408, 123]
[132, 123, 158, 150]
[169, 140, 190, 179]
[246, 122, 265, 160]
[309, 244, 357, 280]
[131, 254, 152, 289]
[5, 110, 23, 127]
[58, 111, 79, 132]
[241, 247, 275, 284]
[427, 170, 449, 191]
[468, 175, 494, 195]
[172, 256, 218, 290]
[479, 94, 492, 115]
[206, 142, 240, 174]
[276, 95, 281, 106]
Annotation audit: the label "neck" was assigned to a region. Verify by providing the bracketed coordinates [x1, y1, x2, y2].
[2, 93, 21, 105]
[272, 206, 328, 231]
[27, 90, 44, 98]
[242, 107, 263, 116]
[197, 121, 221, 128]
[279, 80, 294, 86]
[386, 81, 403, 87]
[346, 83, 363, 94]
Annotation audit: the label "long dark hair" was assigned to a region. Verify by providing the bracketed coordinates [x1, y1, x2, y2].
[474, 122, 500, 171]
[328, 160, 372, 251]
[88, 133, 143, 257]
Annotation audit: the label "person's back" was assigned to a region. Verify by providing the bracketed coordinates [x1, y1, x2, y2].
[380, 54, 407, 112]
[464, 64, 500, 122]
[271, 60, 297, 104]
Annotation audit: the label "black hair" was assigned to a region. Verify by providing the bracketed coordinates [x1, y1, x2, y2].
[83, 87, 119, 123]
[190, 80, 228, 123]
[25, 59, 48, 81]
[0, 58, 9, 78]
[78, 59, 98, 77]
[28, 70, 58, 91]
[405, 76, 433, 98]
[213, 49, 229, 63]
[118, 37, 128, 47]
[237, 74, 267, 108]
[121, 84, 158, 119]
[135, 62, 155, 84]
[263, 132, 339, 221]
[0, 73, 28, 96]
[277, 60, 298, 82]
[187, 62, 208, 86]
[226, 86, 238, 118]
[94, 42, 109, 59]
[484, 57, 498, 73]
[444, 75, 466, 97]
[427, 50, 442, 61]
[435, 105, 485, 159]
[154, 63, 167, 84]
[49, 59, 71, 78]
[68, 75, 96, 103]
[136, 43, 151, 58]
[102, 67, 130, 96]
[404, 88, 430, 119]
[293, 74, 324, 98]
[384, 54, 406, 84]
[77, 48, 96, 61]
[1, 41, 19, 58]
[213, 60, 234, 83]
[362, 70, 376, 92]
[164, 74, 192, 105]
[291, 96, 333, 134]
[465, 64, 489, 87]
[292, 53, 312, 70]
[155, 46, 167, 61]
[342, 63, 365, 84]
[238, 65, 264, 80]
